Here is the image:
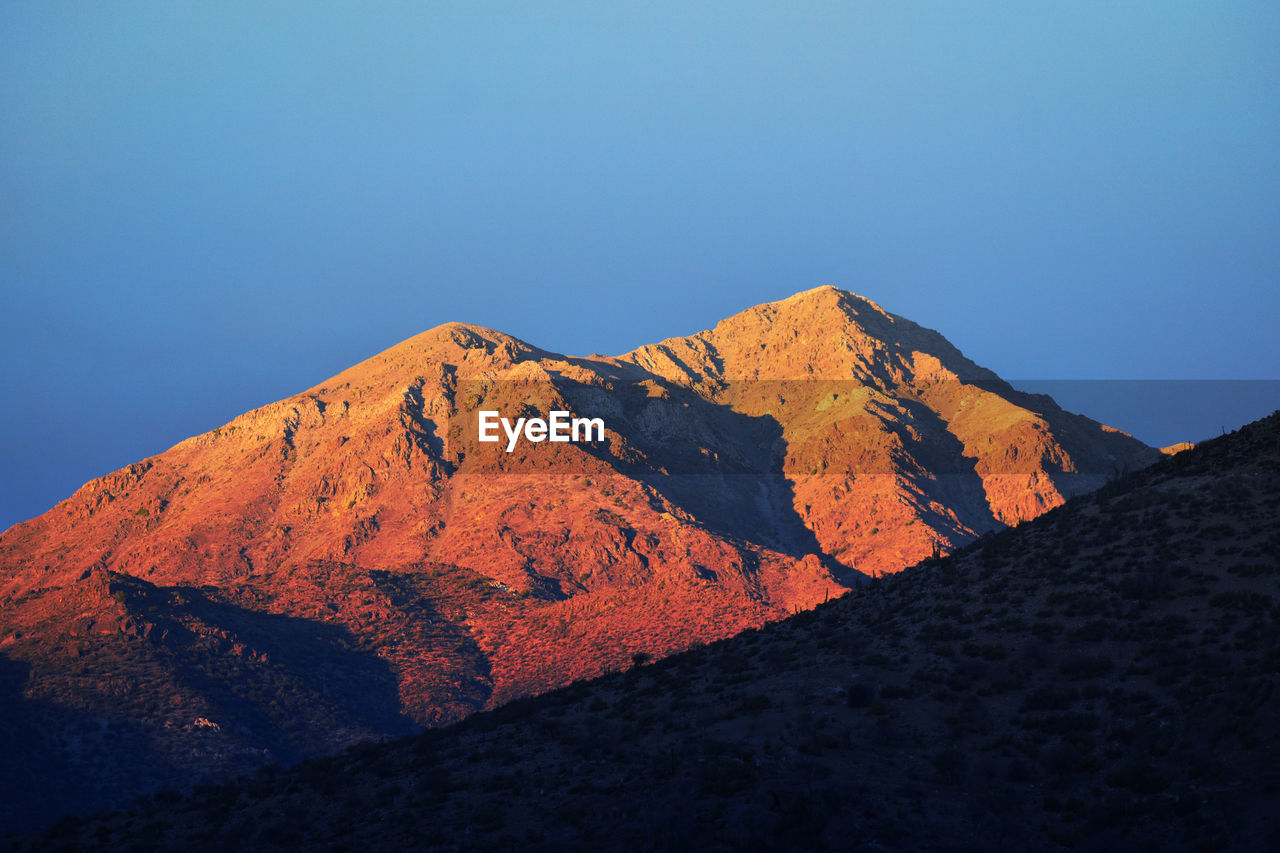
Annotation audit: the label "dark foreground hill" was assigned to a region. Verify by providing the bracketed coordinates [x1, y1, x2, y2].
[7, 413, 1278, 852]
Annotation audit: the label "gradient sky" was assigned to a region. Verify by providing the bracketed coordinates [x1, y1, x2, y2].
[3, 2, 1278, 530]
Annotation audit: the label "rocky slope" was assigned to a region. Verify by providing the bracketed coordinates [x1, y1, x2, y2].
[0, 287, 1156, 831]
[9, 411, 1276, 852]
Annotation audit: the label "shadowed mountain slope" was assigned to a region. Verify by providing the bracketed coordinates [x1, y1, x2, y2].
[10, 410, 1276, 852]
[0, 288, 1157, 831]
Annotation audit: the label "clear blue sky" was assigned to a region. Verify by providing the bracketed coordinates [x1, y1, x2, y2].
[3, 2, 1278, 530]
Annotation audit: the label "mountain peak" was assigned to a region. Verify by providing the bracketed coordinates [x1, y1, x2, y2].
[313, 321, 552, 394]
[778, 284, 889, 314]
[726, 285, 895, 329]
[410, 321, 542, 355]
[726, 286, 900, 341]
[622, 285, 958, 384]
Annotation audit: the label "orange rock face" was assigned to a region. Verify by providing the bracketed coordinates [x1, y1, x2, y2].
[0, 287, 1156, 822]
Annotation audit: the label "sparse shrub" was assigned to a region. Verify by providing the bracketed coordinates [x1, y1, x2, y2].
[1105, 761, 1168, 794]
[1059, 655, 1113, 680]
[921, 623, 973, 642]
[1022, 687, 1078, 712]
[1020, 712, 1099, 736]
[846, 682, 875, 708]
[1209, 590, 1272, 612]
[932, 747, 967, 784]
[1114, 572, 1171, 601]
[1071, 620, 1114, 642]
[1046, 589, 1106, 616]
[697, 756, 757, 795]
[1042, 742, 1084, 775]
[879, 684, 913, 700]
[1030, 621, 1061, 639]
[961, 642, 1008, 661]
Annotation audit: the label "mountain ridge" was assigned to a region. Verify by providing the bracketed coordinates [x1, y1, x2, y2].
[0, 287, 1158, 831]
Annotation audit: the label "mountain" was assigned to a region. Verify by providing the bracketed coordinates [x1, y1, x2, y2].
[9, 411, 1276, 852]
[0, 287, 1157, 831]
